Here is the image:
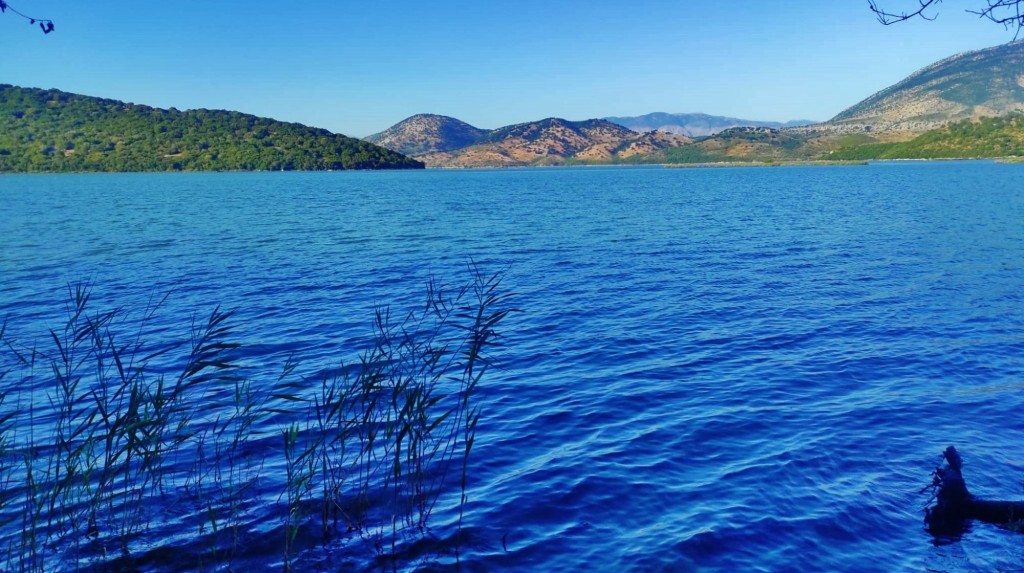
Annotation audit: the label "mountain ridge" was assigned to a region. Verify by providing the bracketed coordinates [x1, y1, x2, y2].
[366, 115, 692, 168]
[9, 39, 1024, 172]
[604, 112, 814, 137]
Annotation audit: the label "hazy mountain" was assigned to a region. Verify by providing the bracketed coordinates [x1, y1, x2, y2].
[0, 85, 423, 172]
[826, 41, 1024, 132]
[604, 112, 814, 137]
[364, 113, 488, 156]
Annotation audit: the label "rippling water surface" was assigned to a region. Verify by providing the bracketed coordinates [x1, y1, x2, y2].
[2, 163, 1024, 572]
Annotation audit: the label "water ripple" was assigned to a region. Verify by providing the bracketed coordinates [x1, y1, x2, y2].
[1, 164, 1023, 571]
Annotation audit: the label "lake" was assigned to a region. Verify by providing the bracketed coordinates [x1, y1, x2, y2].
[1, 163, 1023, 572]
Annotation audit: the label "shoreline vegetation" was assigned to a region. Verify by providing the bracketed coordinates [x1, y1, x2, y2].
[0, 267, 512, 571]
[662, 159, 870, 168]
[421, 160, 872, 171]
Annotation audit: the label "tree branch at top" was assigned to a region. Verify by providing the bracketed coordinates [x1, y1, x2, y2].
[868, 0, 1024, 37]
[0, 1, 55, 34]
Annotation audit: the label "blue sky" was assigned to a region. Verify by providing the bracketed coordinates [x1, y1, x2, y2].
[0, 1, 1017, 137]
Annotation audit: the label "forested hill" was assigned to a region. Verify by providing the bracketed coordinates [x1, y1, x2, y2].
[0, 85, 423, 172]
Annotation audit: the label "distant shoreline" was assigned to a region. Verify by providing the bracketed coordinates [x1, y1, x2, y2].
[661, 160, 869, 168]
[8, 158, 1023, 175]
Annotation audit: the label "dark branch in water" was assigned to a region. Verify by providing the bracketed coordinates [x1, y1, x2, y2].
[923, 446, 1024, 538]
[0, 1, 55, 34]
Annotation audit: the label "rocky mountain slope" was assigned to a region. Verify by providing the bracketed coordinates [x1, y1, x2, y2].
[604, 112, 813, 137]
[363, 113, 487, 156]
[368, 116, 691, 167]
[361, 41, 1024, 167]
[824, 41, 1024, 132]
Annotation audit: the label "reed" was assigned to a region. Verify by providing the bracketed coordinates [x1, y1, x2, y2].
[0, 265, 511, 572]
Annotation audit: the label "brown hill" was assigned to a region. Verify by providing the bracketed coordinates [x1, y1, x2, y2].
[375, 117, 691, 168]
[615, 130, 695, 159]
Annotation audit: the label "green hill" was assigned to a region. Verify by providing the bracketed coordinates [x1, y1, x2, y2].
[829, 114, 1024, 160]
[0, 85, 423, 172]
[658, 127, 818, 164]
[659, 115, 1024, 164]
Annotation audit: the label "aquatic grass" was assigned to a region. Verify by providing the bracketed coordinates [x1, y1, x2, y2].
[216, 377, 269, 566]
[453, 264, 514, 546]
[281, 417, 319, 571]
[0, 265, 511, 571]
[0, 359, 14, 524]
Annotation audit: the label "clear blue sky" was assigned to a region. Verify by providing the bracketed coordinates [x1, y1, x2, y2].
[0, 1, 1016, 137]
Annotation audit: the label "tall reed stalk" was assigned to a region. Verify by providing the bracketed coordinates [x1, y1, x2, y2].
[0, 265, 512, 571]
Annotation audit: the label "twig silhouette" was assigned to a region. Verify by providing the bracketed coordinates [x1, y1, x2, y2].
[0, 1, 55, 34]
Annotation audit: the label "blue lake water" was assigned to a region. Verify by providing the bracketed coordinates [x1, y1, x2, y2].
[1, 163, 1024, 571]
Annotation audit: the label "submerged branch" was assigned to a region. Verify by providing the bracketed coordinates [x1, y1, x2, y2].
[923, 446, 1024, 537]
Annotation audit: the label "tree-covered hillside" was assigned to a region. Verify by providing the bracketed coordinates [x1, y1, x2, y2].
[651, 127, 819, 164]
[0, 85, 423, 172]
[829, 114, 1024, 160]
